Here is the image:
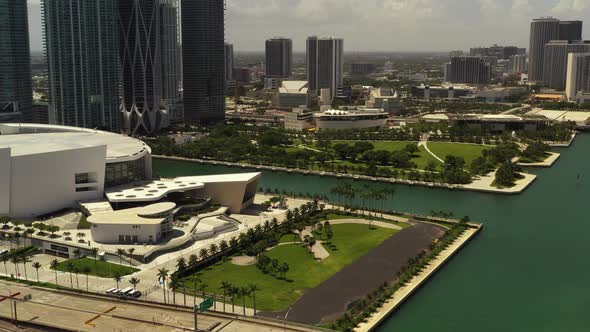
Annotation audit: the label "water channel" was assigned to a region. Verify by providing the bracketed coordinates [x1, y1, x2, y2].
[153, 134, 590, 332]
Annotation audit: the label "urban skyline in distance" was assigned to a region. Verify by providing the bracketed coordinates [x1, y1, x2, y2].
[25, 0, 590, 53]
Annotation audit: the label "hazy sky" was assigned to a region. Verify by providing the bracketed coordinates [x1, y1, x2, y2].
[26, 0, 590, 53]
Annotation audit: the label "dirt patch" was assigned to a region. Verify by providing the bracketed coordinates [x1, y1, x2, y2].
[231, 256, 256, 266]
[258, 223, 446, 325]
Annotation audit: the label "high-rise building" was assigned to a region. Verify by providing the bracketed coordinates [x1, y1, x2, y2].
[265, 37, 292, 78]
[224, 43, 234, 83]
[470, 45, 519, 60]
[160, 0, 183, 123]
[446, 56, 491, 85]
[559, 21, 583, 41]
[119, 0, 164, 133]
[565, 53, 590, 100]
[306, 36, 344, 99]
[449, 50, 464, 58]
[181, 0, 226, 125]
[0, 0, 33, 122]
[42, 0, 121, 132]
[528, 18, 561, 82]
[542, 40, 590, 89]
[509, 54, 528, 74]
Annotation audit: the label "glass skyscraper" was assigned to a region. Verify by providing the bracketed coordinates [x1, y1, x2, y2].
[0, 0, 33, 122]
[42, 0, 121, 132]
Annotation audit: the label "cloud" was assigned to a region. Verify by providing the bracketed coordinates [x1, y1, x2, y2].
[551, 0, 590, 13]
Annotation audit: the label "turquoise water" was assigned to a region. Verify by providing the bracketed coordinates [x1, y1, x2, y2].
[154, 134, 590, 332]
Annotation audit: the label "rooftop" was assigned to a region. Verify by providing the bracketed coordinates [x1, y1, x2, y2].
[87, 202, 176, 225]
[0, 124, 149, 162]
[279, 81, 309, 94]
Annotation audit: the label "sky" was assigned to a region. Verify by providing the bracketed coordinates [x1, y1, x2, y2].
[26, 0, 590, 53]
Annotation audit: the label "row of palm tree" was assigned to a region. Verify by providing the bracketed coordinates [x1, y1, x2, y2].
[329, 183, 395, 218]
[219, 281, 260, 316]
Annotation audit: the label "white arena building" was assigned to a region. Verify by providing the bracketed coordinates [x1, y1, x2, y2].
[315, 107, 388, 131]
[0, 124, 152, 219]
[0, 124, 262, 225]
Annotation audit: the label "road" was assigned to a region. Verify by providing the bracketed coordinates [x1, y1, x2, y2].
[0, 280, 319, 332]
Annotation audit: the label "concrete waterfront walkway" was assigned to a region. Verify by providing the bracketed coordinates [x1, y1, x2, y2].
[354, 225, 481, 332]
[327, 218, 403, 231]
[517, 152, 560, 167]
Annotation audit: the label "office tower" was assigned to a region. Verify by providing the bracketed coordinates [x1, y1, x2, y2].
[42, 0, 120, 132]
[447, 56, 491, 84]
[566, 53, 590, 100]
[543, 40, 590, 89]
[470, 45, 518, 59]
[449, 50, 464, 58]
[509, 54, 528, 74]
[119, 0, 164, 133]
[306, 36, 344, 99]
[225, 43, 234, 82]
[559, 21, 583, 41]
[0, 0, 33, 122]
[528, 18, 560, 82]
[265, 37, 292, 78]
[160, 0, 181, 104]
[181, 0, 226, 125]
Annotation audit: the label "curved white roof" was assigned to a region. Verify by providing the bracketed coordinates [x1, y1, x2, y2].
[0, 124, 150, 163]
[138, 202, 176, 217]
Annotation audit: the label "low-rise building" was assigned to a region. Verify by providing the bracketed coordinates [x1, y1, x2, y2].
[365, 88, 402, 114]
[314, 107, 388, 131]
[276, 81, 310, 109]
[284, 108, 314, 131]
[448, 114, 551, 133]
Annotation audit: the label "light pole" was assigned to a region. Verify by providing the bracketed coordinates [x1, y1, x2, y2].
[283, 307, 293, 332]
[0, 284, 14, 323]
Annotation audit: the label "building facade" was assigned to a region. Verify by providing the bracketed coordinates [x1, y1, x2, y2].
[0, 0, 33, 123]
[509, 54, 528, 74]
[224, 43, 234, 83]
[160, 0, 182, 123]
[528, 18, 561, 82]
[42, 0, 121, 132]
[559, 20, 583, 41]
[542, 40, 590, 90]
[265, 37, 292, 78]
[306, 36, 344, 100]
[566, 53, 590, 100]
[181, 0, 226, 125]
[447, 56, 491, 84]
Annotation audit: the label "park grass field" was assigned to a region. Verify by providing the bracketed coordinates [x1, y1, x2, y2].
[53, 258, 138, 278]
[181, 223, 399, 312]
[427, 142, 493, 166]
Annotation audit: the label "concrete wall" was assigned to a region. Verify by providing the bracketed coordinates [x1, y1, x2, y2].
[202, 176, 261, 213]
[9, 146, 107, 219]
[0, 148, 11, 216]
[90, 222, 161, 244]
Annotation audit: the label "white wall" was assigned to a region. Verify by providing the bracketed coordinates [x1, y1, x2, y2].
[9, 145, 107, 219]
[202, 176, 261, 213]
[90, 223, 161, 244]
[0, 148, 11, 216]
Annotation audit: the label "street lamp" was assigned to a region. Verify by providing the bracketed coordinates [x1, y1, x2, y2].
[0, 283, 14, 322]
[283, 307, 293, 332]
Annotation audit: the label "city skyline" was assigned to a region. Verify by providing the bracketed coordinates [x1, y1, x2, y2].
[26, 0, 590, 53]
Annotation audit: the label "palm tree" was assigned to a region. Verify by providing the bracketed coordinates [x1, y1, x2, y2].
[176, 257, 187, 272]
[32, 262, 41, 283]
[249, 284, 259, 316]
[240, 287, 251, 316]
[198, 282, 208, 300]
[66, 262, 74, 288]
[199, 248, 209, 260]
[127, 248, 135, 267]
[73, 248, 81, 259]
[73, 267, 80, 290]
[192, 275, 201, 306]
[83, 266, 91, 291]
[169, 277, 181, 306]
[229, 286, 238, 314]
[21, 256, 31, 281]
[188, 254, 198, 267]
[50, 259, 59, 287]
[116, 249, 125, 265]
[90, 247, 99, 274]
[208, 243, 218, 256]
[113, 272, 122, 289]
[76, 232, 86, 243]
[157, 268, 170, 303]
[10, 256, 19, 277]
[1, 255, 8, 277]
[219, 281, 232, 313]
[129, 277, 140, 290]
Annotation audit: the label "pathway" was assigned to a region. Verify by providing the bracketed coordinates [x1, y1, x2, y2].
[327, 219, 403, 231]
[418, 135, 444, 163]
[300, 227, 330, 260]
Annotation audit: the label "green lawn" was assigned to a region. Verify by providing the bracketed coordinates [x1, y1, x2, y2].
[427, 142, 492, 166]
[332, 140, 416, 152]
[321, 211, 412, 228]
[77, 215, 91, 229]
[278, 233, 300, 243]
[182, 223, 399, 311]
[53, 258, 138, 278]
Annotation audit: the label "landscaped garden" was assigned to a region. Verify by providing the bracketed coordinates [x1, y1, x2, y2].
[181, 222, 399, 311]
[52, 257, 138, 278]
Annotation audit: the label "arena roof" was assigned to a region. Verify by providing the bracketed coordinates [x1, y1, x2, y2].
[0, 124, 150, 163]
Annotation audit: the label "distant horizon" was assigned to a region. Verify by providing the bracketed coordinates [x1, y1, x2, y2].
[27, 0, 590, 53]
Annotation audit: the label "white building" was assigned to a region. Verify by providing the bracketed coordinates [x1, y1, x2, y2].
[314, 107, 388, 131]
[365, 88, 401, 114]
[565, 53, 590, 101]
[276, 81, 310, 109]
[284, 108, 314, 132]
[0, 124, 152, 219]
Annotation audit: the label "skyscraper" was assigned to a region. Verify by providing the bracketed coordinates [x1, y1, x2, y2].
[225, 43, 234, 83]
[509, 54, 527, 74]
[0, 0, 33, 122]
[306, 36, 344, 99]
[528, 18, 560, 82]
[266, 37, 292, 78]
[181, 0, 226, 125]
[119, 0, 163, 133]
[160, 0, 183, 123]
[565, 53, 590, 100]
[42, 0, 121, 132]
[543, 40, 590, 90]
[447, 56, 491, 84]
[559, 21, 583, 41]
